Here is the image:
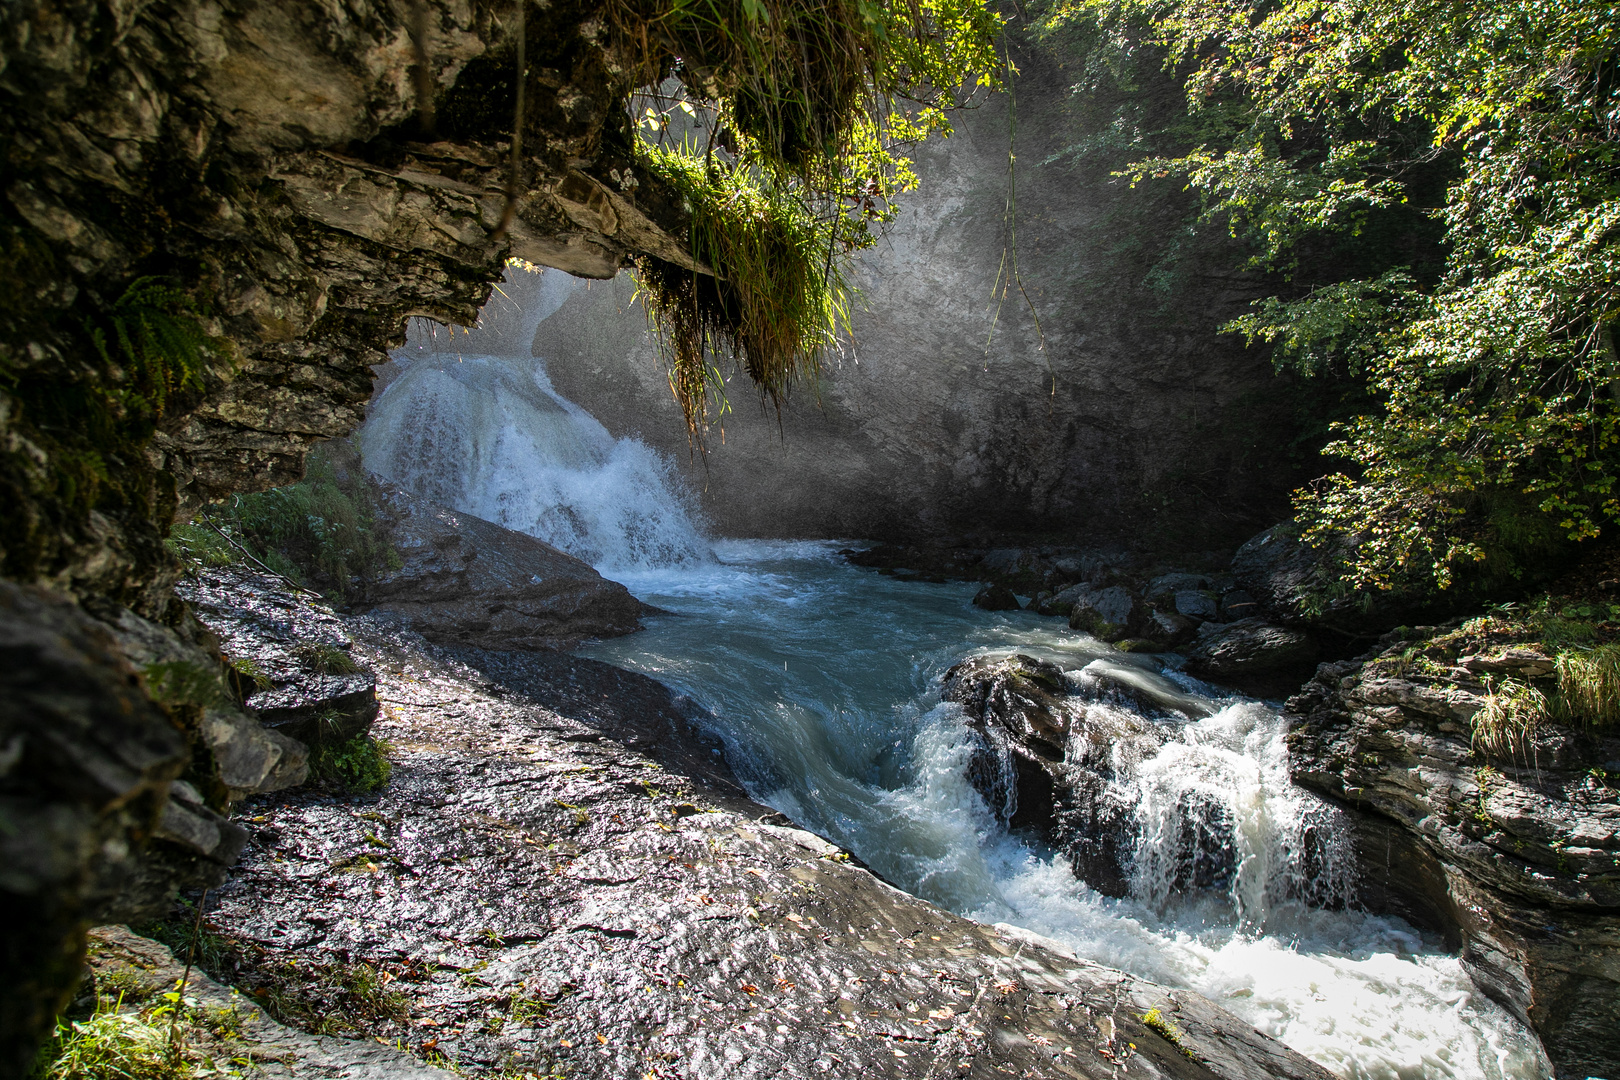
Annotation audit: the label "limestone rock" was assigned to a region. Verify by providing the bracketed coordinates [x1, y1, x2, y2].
[942, 653, 1179, 897]
[1147, 572, 1211, 598]
[971, 583, 1021, 611]
[1221, 588, 1261, 620]
[1068, 584, 1140, 640]
[1174, 588, 1220, 621]
[85, 925, 456, 1079]
[1148, 607, 1199, 647]
[1286, 648, 1620, 1077]
[0, 582, 187, 1074]
[189, 618, 1334, 1080]
[1184, 618, 1318, 693]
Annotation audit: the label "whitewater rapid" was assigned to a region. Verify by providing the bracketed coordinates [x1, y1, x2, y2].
[358, 269, 1548, 1079]
[584, 543, 1548, 1080]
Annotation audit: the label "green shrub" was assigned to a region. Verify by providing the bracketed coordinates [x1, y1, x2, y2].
[310, 734, 393, 793]
[186, 443, 400, 602]
[295, 643, 361, 675]
[163, 522, 238, 570]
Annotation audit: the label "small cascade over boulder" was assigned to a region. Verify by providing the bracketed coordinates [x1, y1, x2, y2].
[945, 650, 1355, 924]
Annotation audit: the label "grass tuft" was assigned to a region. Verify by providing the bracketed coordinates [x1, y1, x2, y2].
[1472, 677, 1549, 759]
[296, 642, 362, 676]
[1554, 641, 1620, 728]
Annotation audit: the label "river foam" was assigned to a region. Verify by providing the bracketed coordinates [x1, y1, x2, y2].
[586, 540, 1549, 1080]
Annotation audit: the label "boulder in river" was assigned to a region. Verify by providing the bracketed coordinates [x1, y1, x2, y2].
[1068, 584, 1141, 641]
[943, 653, 1176, 896]
[971, 582, 1021, 611]
[1184, 618, 1319, 694]
[363, 485, 650, 651]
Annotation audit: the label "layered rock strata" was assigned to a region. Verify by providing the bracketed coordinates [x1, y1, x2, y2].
[2, 1, 698, 1057]
[1285, 638, 1620, 1078]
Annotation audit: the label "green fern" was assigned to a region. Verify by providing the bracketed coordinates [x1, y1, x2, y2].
[88, 277, 222, 417]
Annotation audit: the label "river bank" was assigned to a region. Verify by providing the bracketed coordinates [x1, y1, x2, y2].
[111, 564, 1333, 1080]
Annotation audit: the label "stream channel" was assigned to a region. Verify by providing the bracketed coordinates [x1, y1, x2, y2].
[358, 277, 1551, 1080]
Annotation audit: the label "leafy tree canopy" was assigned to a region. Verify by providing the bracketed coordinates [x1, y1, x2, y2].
[1036, 0, 1620, 596]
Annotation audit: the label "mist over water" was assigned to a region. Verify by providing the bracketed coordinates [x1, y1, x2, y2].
[359, 279, 1548, 1079]
[358, 270, 709, 572]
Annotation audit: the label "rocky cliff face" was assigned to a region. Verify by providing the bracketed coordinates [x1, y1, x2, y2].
[2, 0, 697, 612]
[1285, 636, 1620, 1078]
[533, 47, 1309, 548]
[1, 1, 700, 1066]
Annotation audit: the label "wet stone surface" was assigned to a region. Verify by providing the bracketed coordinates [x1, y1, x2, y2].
[175, 572, 1330, 1080]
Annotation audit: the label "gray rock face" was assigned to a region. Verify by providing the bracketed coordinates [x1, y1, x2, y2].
[0, 582, 187, 1074]
[1174, 589, 1220, 621]
[534, 52, 1308, 549]
[1068, 584, 1139, 640]
[1286, 647, 1620, 1078]
[364, 484, 648, 650]
[1, 0, 700, 613]
[1184, 618, 1319, 694]
[178, 591, 1331, 1080]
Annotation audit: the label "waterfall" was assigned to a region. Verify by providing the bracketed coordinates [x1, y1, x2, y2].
[1114, 703, 1358, 929]
[358, 269, 711, 572]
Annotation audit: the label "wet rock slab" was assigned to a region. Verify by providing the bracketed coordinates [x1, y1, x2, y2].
[1287, 643, 1620, 1078]
[183, 579, 1331, 1080]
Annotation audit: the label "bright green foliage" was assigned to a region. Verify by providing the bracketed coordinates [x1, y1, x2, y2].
[1040, 0, 1620, 595]
[165, 522, 237, 569]
[202, 445, 400, 602]
[616, 0, 1004, 437]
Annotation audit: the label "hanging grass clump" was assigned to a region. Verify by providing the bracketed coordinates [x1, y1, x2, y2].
[595, 0, 1001, 440]
[633, 146, 851, 443]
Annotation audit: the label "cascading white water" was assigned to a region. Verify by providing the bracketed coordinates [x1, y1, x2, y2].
[1111, 702, 1358, 928]
[357, 269, 710, 572]
[358, 280, 1550, 1079]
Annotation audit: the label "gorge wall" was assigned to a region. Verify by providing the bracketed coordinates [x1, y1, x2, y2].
[532, 47, 1308, 548]
[0, 1, 702, 1067]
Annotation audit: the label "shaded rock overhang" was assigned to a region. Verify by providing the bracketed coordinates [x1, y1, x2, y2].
[0, 0, 702, 613]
